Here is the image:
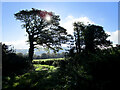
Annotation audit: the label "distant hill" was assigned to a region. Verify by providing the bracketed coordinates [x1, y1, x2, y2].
[15, 47, 66, 55]
[15, 49, 45, 55]
[15, 49, 28, 55]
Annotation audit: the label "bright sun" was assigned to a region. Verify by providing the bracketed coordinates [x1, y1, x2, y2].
[45, 14, 51, 22]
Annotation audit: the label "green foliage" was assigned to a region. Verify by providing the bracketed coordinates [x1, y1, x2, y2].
[2, 65, 64, 90]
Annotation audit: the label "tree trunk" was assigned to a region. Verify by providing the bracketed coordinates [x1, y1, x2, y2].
[75, 35, 78, 53]
[29, 35, 34, 64]
[77, 29, 81, 53]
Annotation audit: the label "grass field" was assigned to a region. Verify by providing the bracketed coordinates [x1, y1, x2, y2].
[33, 58, 64, 62]
[33, 64, 58, 72]
[33, 58, 63, 71]
[32, 58, 65, 66]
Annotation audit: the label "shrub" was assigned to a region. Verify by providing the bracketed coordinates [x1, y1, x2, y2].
[2, 44, 30, 76]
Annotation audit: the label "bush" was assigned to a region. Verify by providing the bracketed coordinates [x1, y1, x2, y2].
[86, 46, 120, 90]
[58, 45, 120, 90]
[2, 44, 30, 76]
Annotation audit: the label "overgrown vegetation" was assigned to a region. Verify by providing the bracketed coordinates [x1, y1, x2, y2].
[3, 44, 120, 90]
[59, 45, 120, 90]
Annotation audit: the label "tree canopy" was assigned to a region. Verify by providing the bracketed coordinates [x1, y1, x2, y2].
[73, 22, 112, 53]
[14, 8, 68, 62]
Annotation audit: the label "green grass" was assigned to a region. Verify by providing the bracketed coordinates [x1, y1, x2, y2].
[2, 64, 63, 90]
[32, 58, 65, 65]
[33, 58, 64, 62]
[33, 64, 57, 72]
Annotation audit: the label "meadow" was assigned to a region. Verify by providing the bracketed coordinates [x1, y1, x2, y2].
[32, 58, 65, 66]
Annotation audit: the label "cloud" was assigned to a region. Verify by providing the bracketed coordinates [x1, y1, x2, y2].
[106, 30, 119, 44]
[3, 40, 29, 49]
[60, 15, 94, 35]
[60, 15, 119, 45]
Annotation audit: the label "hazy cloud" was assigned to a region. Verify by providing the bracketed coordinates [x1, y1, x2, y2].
[106, 30, 119, 44]
[60, 15, 94, 35]
[3, 40, 29, 49]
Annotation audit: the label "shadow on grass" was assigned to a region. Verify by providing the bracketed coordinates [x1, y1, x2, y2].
[2, 66, 65, 90]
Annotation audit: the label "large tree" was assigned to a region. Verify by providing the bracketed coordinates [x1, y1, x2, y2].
[73, 22, 85, 53]
[84, 24, 112, 52]
[14, 8, 68, 63]
[73, 22, 112, 53]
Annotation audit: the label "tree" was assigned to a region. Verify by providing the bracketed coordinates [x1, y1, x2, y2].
[41, 53, 48, 59]
[17, 53, 24, 57]
[73, 22, 112, 53]
[83, 24, 112, 52]
[14, 8, 68, 63]
[73, 22, 85, 53]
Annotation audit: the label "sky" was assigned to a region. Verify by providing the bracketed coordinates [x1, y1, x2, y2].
[1, 2, 119, 49]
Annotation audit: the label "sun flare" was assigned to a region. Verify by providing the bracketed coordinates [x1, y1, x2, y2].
[45, 14, 51, 22]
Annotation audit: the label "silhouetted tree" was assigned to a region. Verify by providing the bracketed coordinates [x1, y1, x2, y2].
[41, 53, 48, 59]
[73, 22, 112, 53]
[73, 22, 85, 53]
[83, 24, 112, 52]
[17, 53, 24, 57]
[14, 8, 68, 63]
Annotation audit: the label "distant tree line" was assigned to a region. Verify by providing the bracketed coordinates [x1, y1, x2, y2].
[17, 52, 65, 59]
